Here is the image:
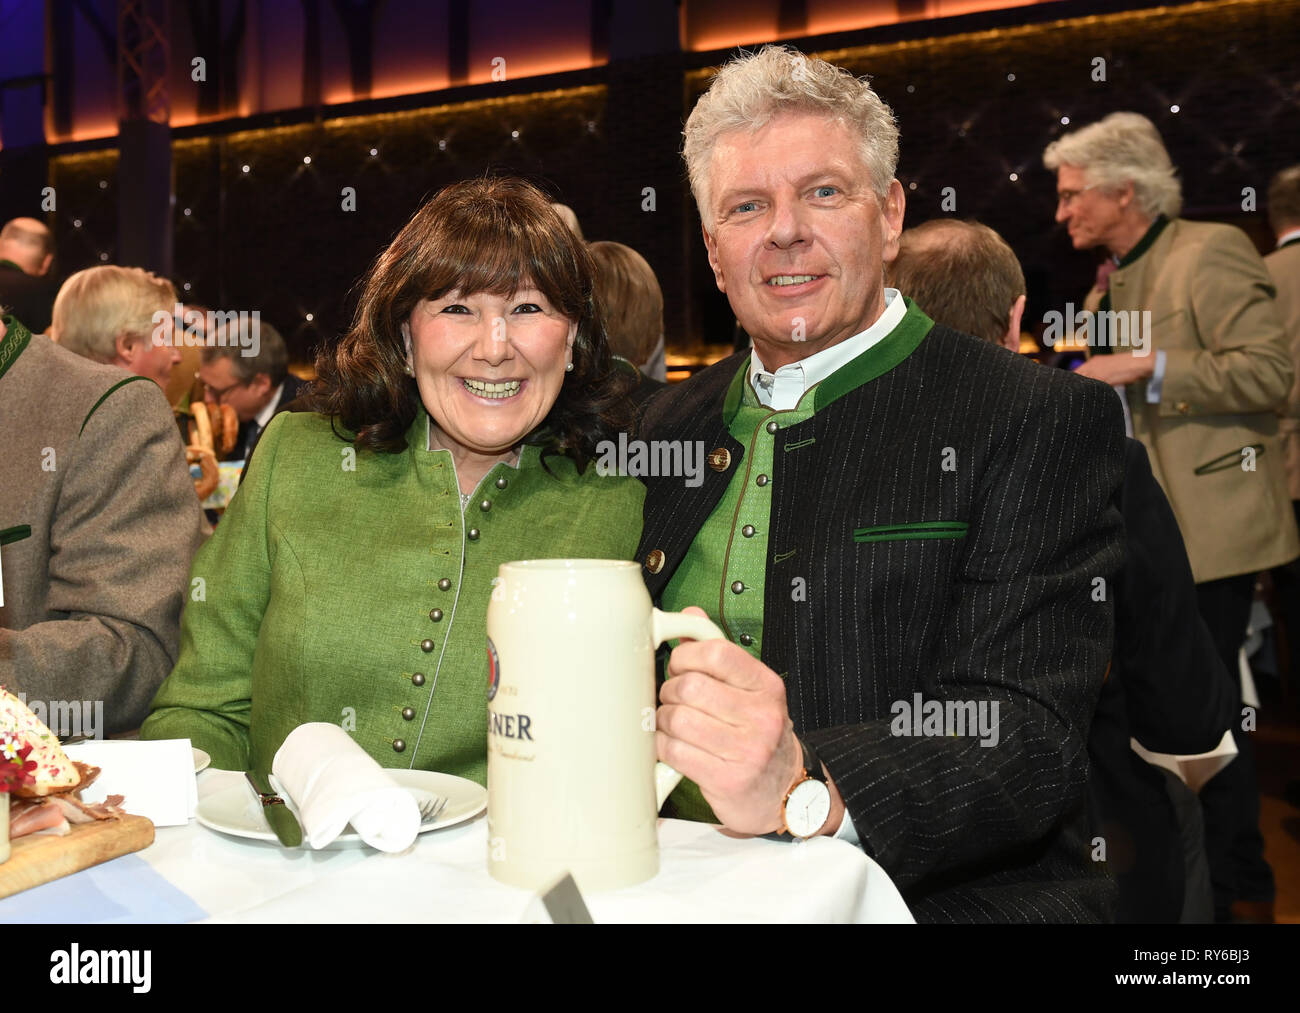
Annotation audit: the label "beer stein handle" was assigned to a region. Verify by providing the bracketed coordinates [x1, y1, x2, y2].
[650, 607, 727, 810]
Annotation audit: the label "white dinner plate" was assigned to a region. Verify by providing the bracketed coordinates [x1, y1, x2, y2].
[193, 747, 211, 773]
[195, 769, 486, 848]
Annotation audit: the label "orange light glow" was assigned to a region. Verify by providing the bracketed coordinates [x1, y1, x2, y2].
[367, 75, 453, 101]
[322, 52, 596, 107]
[689, 0, 1053, 51]
[46, 117, 119, 144]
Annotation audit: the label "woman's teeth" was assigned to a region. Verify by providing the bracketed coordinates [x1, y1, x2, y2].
[767, 275, 818, 286]
[463, 378, 521, 399]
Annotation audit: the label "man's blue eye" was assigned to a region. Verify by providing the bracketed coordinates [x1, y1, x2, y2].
[734, 202, 758, 214]
[815, 186, 837, 198]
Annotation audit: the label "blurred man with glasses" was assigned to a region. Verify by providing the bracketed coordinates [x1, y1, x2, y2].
[199, 319, 308, 464]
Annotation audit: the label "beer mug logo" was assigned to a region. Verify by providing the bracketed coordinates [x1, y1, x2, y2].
[486, 637, 500, 701]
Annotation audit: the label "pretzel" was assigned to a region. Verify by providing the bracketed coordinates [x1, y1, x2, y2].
[189, 401, 214, 455]
[187, 445, 219, 500]
[216, 403, 239, 456]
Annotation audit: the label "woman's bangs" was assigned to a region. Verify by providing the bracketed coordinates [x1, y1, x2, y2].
[418, 206, 579, 311]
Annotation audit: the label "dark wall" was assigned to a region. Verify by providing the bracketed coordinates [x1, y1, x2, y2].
[40, 0, 1300, 365]
[686, 0, 1300, 345]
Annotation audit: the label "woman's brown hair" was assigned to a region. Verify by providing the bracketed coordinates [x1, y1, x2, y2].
[312, 176, 630, 469]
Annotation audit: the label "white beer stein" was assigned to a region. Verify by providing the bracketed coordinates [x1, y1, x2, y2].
[485, 558, 724, 892]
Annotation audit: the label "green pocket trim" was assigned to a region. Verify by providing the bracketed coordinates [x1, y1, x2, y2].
[853, 520, 968, 543]
[0, 524, 32, 546]
[1194, 444, 1265, 476]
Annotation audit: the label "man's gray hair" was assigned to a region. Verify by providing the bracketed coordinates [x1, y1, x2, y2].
[202, 317, 288, 385]
[1042, 112, 1182, 219]
[683, 45, 899, 233]
[51, 265, 176, 362]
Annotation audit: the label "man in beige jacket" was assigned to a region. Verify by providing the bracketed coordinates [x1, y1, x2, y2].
[1045, 114, 1297, 922]
[0, 311, 202, 735]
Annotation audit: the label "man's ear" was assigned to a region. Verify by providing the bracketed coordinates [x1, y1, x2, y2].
[880, 179, 906, 264]
[249, 372, 273, 397]
[114, 331, 139, 364]
[1005, 294, 1027, 353]
[38, 252, 53, 277]
[702, 221, 726, 293]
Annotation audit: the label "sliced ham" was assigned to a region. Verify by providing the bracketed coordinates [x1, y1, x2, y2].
[9, 798, 70, 838]
[52, 793, 126, 824]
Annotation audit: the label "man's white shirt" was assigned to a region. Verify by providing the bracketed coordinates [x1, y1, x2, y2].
[748, 288, 907, 412]
[743, 290, 909, 844]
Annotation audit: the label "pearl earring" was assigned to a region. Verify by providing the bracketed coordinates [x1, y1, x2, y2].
[404, 361, 414, 376]
[565, 362, 574, 372]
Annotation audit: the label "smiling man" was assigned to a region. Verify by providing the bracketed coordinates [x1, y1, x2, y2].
[634, 46, 1127, 922]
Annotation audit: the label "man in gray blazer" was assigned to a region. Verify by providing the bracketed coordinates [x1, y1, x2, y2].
[0, 312, 202, 735]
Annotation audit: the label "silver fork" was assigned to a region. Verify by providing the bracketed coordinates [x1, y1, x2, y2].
[418, 796, 448, 823]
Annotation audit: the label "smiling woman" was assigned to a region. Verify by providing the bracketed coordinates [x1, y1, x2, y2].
[141, 177, 646, 781]
[314, 177, 624, 482]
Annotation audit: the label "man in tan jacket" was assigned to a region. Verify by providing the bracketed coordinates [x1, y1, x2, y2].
[1045, 114, 1297, 922]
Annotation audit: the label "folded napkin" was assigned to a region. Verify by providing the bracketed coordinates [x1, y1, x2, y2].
[271, 723, 421, 853]
[63, 738, 198, 826]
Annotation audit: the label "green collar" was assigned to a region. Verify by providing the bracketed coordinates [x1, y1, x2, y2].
[0, 259, 23, 272]
[1280, 235, 1300, 251]
[0, 314, 33, 383]
[1116, 214, 1170, 269]
[723, 298, 935, 421]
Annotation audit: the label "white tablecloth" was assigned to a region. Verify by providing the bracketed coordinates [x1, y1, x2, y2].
[6, 770, 914, 923]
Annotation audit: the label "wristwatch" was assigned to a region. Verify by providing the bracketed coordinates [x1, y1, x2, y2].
[763, 736, 832, 840]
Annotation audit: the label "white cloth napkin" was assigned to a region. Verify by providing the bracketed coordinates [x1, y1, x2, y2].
[271, 723, 421, 853]
[63, 738, 199, 826]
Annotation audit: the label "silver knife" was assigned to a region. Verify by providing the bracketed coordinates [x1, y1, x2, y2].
[245, 770, 303, 848]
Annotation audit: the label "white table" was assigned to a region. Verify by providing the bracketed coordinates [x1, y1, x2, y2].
[5, 770, 914, 923]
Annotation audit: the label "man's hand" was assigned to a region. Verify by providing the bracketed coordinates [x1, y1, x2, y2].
[656, 607, 840, 835]
[1075, 351, 1155, 386]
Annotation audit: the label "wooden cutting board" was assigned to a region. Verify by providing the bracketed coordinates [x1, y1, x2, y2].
[0, 814, 155, 899]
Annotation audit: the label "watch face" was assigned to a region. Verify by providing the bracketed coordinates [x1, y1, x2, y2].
[786, 778, 832, 838]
